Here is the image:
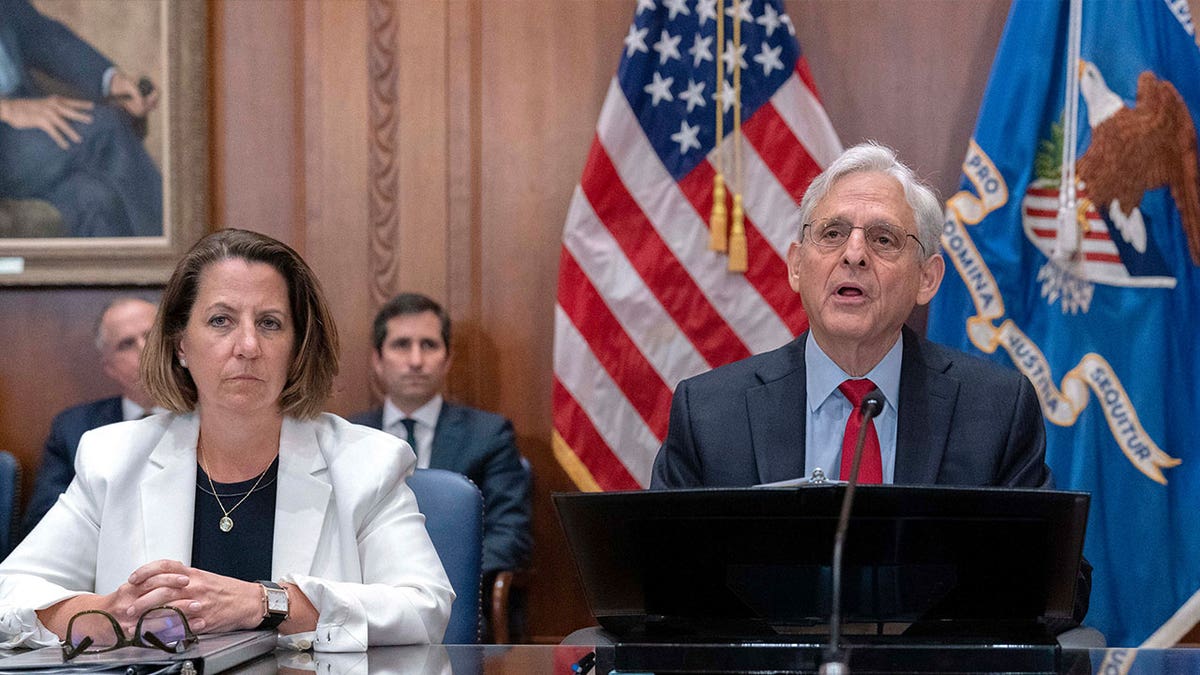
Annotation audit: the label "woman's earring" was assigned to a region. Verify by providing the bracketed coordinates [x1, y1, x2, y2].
[179, 356, 188, 368]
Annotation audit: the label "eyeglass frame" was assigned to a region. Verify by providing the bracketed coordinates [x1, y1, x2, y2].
[61, 605, 198, 662]
[800, 219, 928, 258]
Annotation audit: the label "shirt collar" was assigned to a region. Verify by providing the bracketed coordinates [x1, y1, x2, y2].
[382, 395, 444, 431]
[805, 331, 903, 413]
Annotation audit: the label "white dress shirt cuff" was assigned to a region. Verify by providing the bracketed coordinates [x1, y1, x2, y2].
[101, 66, 117, 97]
[0, 602, 64, 649]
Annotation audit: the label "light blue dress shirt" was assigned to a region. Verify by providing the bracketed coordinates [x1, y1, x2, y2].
[0, 39, 19, 96]
[804, 331, 903, 483]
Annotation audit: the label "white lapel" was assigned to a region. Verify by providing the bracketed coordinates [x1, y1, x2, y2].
[271, 417, 332, 579]
[140, 413, 200, 564]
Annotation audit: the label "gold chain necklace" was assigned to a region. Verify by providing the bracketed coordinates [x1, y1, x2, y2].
[197, 438, 272, 533]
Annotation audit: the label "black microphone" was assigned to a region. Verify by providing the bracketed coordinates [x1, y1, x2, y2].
[821, 387, 885, 675]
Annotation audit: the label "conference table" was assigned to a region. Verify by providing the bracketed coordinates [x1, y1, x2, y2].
[3, 640, 1195, 674]
[250, 643, 1192, 674]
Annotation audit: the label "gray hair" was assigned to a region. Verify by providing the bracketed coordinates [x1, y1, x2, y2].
[796, 141, 942, 258]
[93, 297, 156, 351]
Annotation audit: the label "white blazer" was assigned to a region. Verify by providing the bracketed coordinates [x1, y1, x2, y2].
[0, 412, 454, 651]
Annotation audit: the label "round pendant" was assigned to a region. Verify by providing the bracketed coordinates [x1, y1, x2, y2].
[219, 516, 234, 532]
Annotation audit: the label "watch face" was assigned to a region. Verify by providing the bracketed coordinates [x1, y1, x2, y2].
[266, 588, 288, 613]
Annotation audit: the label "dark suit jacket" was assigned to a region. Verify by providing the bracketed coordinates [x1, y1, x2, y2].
[22, 396, 122, 536]
[0, 0, 111, 100]
[651, 326, 1052, 489]
[650, 326, 1090, 629]
[351, 403, 532, 578]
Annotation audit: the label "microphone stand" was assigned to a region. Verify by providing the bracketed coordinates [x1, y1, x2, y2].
[820, 391, 884, 675]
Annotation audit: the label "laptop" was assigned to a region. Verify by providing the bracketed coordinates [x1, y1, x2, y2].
[0, 630, 277, 674]
[554, 484, 1089, 645]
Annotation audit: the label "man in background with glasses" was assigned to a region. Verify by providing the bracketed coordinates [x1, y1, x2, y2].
[22, 297, 161, 537]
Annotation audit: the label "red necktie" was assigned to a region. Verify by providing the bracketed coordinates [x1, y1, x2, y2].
[838, 379, 883, 484]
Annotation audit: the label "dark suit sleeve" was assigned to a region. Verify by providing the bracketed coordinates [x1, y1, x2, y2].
[997, 373, 1052, 489]
[347, 409, 382, 429]
[21, 412, 79, 536]
[477, 419, 532, 577]
[7, 0, 112, 100]
[650, 378, 703, 489]
[1000, 373, 1092, 630]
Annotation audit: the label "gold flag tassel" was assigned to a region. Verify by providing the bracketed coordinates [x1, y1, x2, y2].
[710, 175, 728, 251]
[709, 0, 728, 252]
[727, 3, 747, 273]
[729, 194, 747, 271]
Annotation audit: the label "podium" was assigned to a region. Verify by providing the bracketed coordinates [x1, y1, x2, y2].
[555, 485, 1090, 673]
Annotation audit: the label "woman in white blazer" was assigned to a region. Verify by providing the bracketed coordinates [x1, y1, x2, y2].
[0, 229, 453, 651]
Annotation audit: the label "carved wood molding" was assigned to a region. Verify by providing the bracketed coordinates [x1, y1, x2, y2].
[367, 0, 400, 307]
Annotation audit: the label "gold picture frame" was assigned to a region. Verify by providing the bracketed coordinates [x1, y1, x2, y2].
[0, 0, 208, 286]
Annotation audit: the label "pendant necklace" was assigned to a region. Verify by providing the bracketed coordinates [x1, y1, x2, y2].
[198, 438, 272, 533]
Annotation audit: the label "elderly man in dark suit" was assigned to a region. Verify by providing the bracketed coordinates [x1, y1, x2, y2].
[650, 142, 1090, 628]
[0, 0, 161, 237]
[22, 297, 159, 535]
[351, 294, 532, 603]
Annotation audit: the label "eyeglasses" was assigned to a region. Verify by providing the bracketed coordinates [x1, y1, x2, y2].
[802, 220, 926, 258]
[61, 606, 197, 662]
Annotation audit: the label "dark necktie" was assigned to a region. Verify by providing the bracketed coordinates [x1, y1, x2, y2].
[838, 379, 883, 484]
[400, 418, 418, 452]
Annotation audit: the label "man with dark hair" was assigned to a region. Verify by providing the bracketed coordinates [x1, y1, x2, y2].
[351, 293, 532, 603]
[22, 297, 160, 535]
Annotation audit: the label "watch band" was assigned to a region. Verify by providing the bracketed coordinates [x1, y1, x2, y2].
[256, 580, 288, 630]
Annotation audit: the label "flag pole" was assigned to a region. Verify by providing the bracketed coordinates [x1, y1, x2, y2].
[709, 0, 729, 253]
[728, 3, 747, 273]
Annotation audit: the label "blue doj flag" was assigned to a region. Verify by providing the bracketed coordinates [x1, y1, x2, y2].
[927, 0, 1200, 646]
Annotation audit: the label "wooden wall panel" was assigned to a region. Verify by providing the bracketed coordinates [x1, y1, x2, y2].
[368, 1, 452, 305]
[300, 0, 373, 416]
[443, 0, 484, 403]
[474, 0, 634, 641]
[211, 0, 303, 244]
[792, 0, 1012, 199]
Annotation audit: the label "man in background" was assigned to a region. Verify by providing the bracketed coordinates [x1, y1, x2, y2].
[351, 293, 533, 620]
[0, 0, 161, 237]
[22, 297, 159, 535]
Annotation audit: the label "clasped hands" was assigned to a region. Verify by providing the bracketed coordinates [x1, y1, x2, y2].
[112, 559, 263, 635]
[64, 559, 265, 639]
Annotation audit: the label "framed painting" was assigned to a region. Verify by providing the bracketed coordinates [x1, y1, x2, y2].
[0, 0, 208, 285]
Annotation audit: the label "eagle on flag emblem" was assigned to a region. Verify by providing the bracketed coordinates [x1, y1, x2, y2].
[1027, 62, 1200, 312]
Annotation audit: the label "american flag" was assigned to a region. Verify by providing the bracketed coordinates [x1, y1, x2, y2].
[553, 0, 842, 490]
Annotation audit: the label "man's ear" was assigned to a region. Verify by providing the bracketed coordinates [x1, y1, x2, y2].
[786, 241, 803, 293]
[916, 253, 945, 305]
